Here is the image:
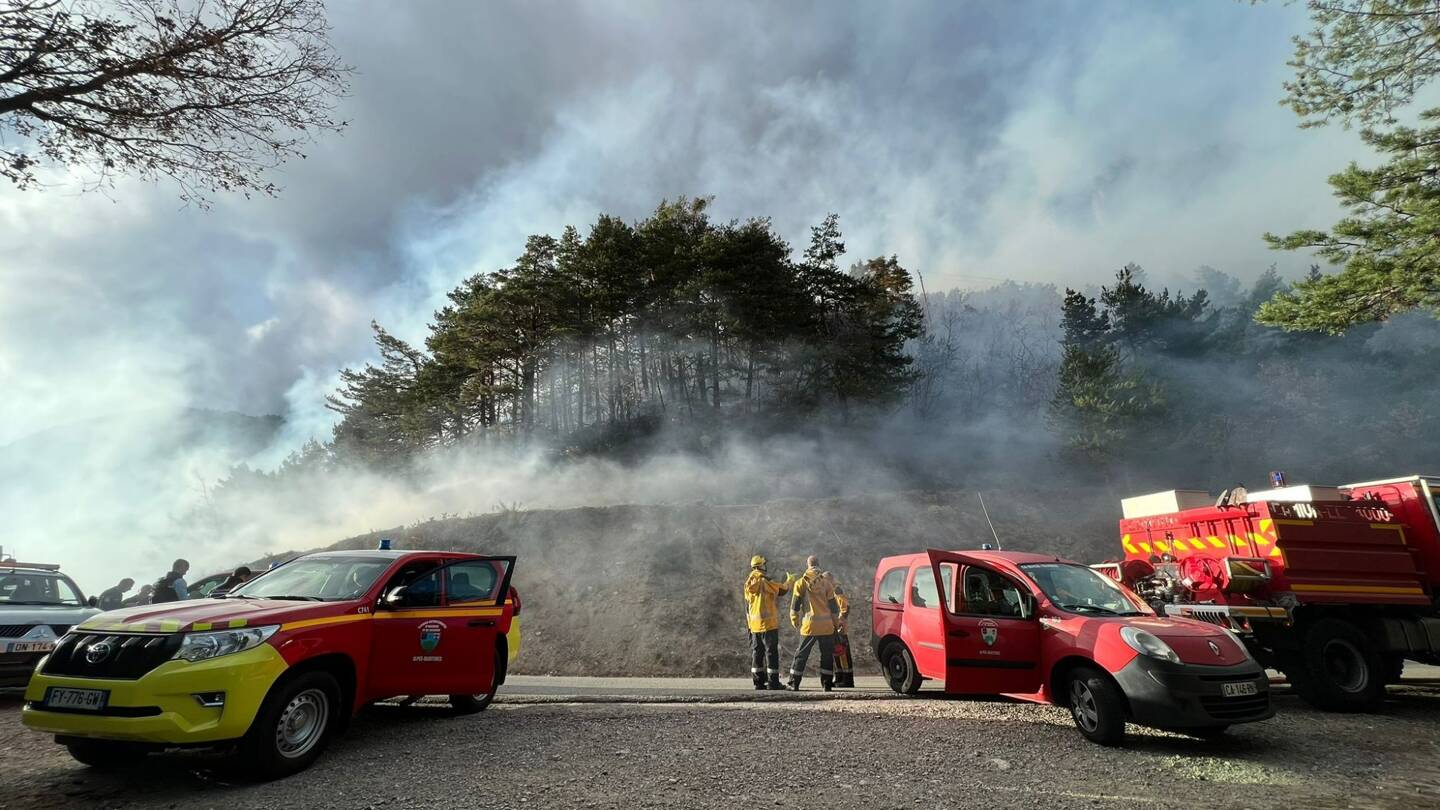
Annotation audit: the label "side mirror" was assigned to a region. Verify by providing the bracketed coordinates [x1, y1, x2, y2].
[86, 596, 98, 608]
[382, 585, 408, 608]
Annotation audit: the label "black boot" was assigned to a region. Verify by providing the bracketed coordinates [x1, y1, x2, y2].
[768, 674, 783, 690]
[788, 676, 802, 691]
[754, 681, 767, 691]
[821, 678, 833, 693]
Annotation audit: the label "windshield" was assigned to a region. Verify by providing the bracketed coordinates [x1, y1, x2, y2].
[0, 572, 83, 606]
[230, 557, 390, 602]
[1020, 563, 1147, 616]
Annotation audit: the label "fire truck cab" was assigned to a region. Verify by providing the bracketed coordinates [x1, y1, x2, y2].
[872, 549, 1273, 745]
[1108, 475, 1440, 712]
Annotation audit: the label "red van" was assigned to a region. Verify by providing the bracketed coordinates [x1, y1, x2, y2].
[871, 549, 1273, 744]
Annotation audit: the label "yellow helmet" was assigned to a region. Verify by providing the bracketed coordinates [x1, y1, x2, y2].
[750, 555, 767, 568]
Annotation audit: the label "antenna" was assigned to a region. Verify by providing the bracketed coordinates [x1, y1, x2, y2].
[977, 492, 1002, 550]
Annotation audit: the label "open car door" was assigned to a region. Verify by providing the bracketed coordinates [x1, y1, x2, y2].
[926, 550, 1042, 696]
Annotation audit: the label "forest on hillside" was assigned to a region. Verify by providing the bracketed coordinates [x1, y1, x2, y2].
[198, 193, 1440, 544]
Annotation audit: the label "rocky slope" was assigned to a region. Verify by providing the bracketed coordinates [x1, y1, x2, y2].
[277, 488, 1119, 677]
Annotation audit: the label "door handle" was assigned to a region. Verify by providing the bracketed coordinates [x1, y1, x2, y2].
[948, 630, 970, 638]
[468, 619, 496, 628]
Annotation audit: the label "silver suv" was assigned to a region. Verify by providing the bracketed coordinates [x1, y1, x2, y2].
[0, 563, 99, 687]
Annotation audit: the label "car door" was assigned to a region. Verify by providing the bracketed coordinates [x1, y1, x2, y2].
[436, 557, 516, 695]
[900, 560, 953, 680]
[926, 551, 1042, 696]
[367, 558, 458, 700]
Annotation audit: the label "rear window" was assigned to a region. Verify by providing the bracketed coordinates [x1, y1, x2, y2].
[0, 573, 83, 606]
[877, 567, 906, 605]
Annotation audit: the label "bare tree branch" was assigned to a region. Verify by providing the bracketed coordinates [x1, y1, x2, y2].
[0, 0, 350, 204]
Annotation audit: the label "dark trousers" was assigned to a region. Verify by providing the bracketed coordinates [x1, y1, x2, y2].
[789, 634, 835, 684]
[750, 630, 780, 684]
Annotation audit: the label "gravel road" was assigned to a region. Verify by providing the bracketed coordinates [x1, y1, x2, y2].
[1, 682, 1438, 809]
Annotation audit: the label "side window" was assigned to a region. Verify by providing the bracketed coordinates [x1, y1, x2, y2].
[955, 566, 1025, 618]
[877, 567, 907, 605]
[911, 566, 939, 608]
[382, 561, 442, 608]
[446, 561, 504, 605]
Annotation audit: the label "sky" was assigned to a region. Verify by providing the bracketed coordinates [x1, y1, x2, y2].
[0, 0, 1386, 582]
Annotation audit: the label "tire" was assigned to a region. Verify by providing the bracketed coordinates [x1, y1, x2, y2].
[1295, 619, 1385, 712]
[64, 739, 148, 769]
[235, 670, 340, 781]
[881, 643, 921, 695]
[1188, 725, 1230, 741]
[450, 647, 503, 714]
[1066, 666, 1126, 746]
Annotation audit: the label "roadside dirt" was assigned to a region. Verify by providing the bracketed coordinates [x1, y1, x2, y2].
[2, 685, 1438, 808]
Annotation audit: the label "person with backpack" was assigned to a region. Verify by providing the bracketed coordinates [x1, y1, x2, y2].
[152, 559, 191, 603]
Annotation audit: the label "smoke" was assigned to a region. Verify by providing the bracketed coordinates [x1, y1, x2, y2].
[0, 0, 1411, 590]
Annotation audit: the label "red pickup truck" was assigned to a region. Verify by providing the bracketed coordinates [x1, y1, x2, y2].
[22, 549, 519, 779]
[872, 549, 1273, 744]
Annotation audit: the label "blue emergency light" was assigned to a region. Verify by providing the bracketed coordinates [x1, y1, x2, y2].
[1270, 470, 1287, 488]
[378, 538, 393, 550]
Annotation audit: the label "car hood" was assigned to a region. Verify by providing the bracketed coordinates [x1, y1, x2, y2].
[78, 599, 348, 633]
[0, 605, 100, 623]
[1118, 616, 1252, 667]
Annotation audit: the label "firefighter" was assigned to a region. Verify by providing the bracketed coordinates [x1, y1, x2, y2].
[827, 571, 855, 688]
[745, 555, 795, 690]
[787, 555, 846, 691]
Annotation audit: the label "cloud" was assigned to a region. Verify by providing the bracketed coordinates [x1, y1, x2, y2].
[0, 0, 1395, 587]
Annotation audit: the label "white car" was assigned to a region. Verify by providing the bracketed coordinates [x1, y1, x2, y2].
[0, 562, 99, 687]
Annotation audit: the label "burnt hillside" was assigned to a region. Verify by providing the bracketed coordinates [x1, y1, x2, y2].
[279, 489, 1118, 676]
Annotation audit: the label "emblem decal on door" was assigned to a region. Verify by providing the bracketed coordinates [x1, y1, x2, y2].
[979, 618, 999, 646]
[419, 620, 446, 653]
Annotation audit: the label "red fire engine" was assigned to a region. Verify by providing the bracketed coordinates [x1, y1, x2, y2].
[1102, 474, 1440, 712]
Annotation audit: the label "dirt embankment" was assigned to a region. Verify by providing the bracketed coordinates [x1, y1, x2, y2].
[299, 489, 1117, 677]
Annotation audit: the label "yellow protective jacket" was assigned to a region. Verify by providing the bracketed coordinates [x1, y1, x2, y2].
[790, 568, 846, 637]
[744, 570, 795, 632]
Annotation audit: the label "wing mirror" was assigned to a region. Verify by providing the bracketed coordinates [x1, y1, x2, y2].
[382, 585, 408, 608]
[86, 596, 98, 608]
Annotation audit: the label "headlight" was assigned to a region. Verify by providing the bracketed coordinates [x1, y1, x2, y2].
[1120, 626, 1180, 664]
[172, 625, 279, 662]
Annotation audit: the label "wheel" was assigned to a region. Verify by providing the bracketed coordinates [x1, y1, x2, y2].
[64, 739, 148, 769]
[235, 670, 340, 781]
[881, 643, 921, 695]
[450, 648, 503, 714]
[449, 690, 494, 714]
[1188, 725, 1230, 741]
[1295, 619, 1385, 712]
[1066, 667, 1126, 746]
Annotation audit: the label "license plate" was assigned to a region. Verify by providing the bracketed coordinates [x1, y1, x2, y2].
[5, 641, 55, 654]
[45, 687, 109, 711]
[1222, 681, 1258, 698]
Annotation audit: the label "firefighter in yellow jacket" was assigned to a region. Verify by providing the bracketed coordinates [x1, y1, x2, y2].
[744, 555, 796, 690]
[787, 555, 847, 691]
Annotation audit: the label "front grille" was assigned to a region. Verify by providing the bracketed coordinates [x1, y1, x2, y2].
[0, 624, 35, 638]
[1199, 670, 1266, 682]
[41, 632, 181, 680]
[1200, 693, 1271, 720]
